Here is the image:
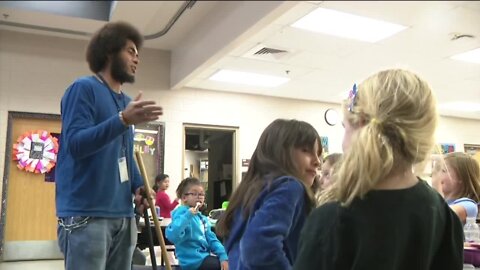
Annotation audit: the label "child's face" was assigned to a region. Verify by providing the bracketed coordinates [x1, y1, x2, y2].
[292, 140, 322, 187]
[320, 161, 334, 189]
[433, 162, 461, 197]
[159, 178, 170, 191]
[181, 185, 205, 208]
[342, 114, 360, 152]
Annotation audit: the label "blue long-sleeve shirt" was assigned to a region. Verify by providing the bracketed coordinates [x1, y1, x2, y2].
[224, 176, 309, 270]
[166, 205, 228, 270]
[447, 197, 478, 218]
[55, 75, 143, 218]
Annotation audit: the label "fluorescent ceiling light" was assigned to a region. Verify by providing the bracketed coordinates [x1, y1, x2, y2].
[209, 69, 290, 87]
[134, 129, 158, 134]
[291, 7, 407, 43]
[451, 48, 480, 64]
[439, 102, 480, 112]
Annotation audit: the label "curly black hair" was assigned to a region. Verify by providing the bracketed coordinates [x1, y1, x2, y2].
[86, 21, 143, 73]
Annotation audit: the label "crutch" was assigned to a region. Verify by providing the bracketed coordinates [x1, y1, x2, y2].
[135, 151, 172, 270]
[142, 207, 158, 269]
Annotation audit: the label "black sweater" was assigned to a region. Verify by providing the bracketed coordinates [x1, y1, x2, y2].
[294, 180, 464, 270]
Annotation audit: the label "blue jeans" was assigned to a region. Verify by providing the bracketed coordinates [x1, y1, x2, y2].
[57, 217, 137, 270]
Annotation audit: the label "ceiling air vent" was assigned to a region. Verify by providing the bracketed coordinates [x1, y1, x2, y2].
[254, 47, 288, 56]
[242, 44, 292, 61]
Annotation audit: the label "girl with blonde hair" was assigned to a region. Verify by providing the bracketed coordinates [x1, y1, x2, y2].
[294, 69, 463, 270]
[432, 152, 480, 223]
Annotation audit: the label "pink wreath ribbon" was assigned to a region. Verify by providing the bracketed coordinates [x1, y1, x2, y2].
[12, 130, 59, 174]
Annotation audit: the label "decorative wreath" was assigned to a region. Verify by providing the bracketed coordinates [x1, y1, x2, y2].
[12, 130, 59, 174]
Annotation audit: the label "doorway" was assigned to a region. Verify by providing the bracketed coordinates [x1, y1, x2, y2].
[1, 111, 62, 261]
[183, 124, 238, 212]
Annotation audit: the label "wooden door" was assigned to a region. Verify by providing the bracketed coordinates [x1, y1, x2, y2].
[1, 113, 61, 260]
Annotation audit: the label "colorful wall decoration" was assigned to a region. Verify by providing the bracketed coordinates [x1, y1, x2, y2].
[12, 130, 59, 174]
[133, 132, 156, 155]
[44, 132, 60, 182]
[132, 123, 165, 183]
[321, 136, 329, 156]
[439, 143, 455, 154]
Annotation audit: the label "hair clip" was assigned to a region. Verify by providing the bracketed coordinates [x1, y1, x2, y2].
[347, 83, 357, 112]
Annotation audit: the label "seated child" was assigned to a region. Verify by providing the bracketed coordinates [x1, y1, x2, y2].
[319, 153, 342, 190]
[166, 177, 228, 270]
[216, 119, 322, 269]
[311, 153, 342, 202]
[432, 152, 480, 223]
[154, 173, 179, 218]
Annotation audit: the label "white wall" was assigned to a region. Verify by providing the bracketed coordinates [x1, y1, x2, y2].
[1, 29, 479, 202]
[436, 117, 479, 152]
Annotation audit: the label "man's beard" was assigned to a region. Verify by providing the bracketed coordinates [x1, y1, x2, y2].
[111, 54, 135, 84]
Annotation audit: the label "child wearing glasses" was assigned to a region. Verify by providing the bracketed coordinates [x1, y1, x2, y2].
[166, 177, 228, 270]
[216, 119, 322, 270]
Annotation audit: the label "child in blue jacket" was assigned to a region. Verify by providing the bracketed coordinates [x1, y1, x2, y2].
[166, 177, 228, 270]
[216, 119, 322, 270]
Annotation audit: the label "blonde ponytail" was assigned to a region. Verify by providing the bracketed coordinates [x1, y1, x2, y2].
[318, 69, 437, 206]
